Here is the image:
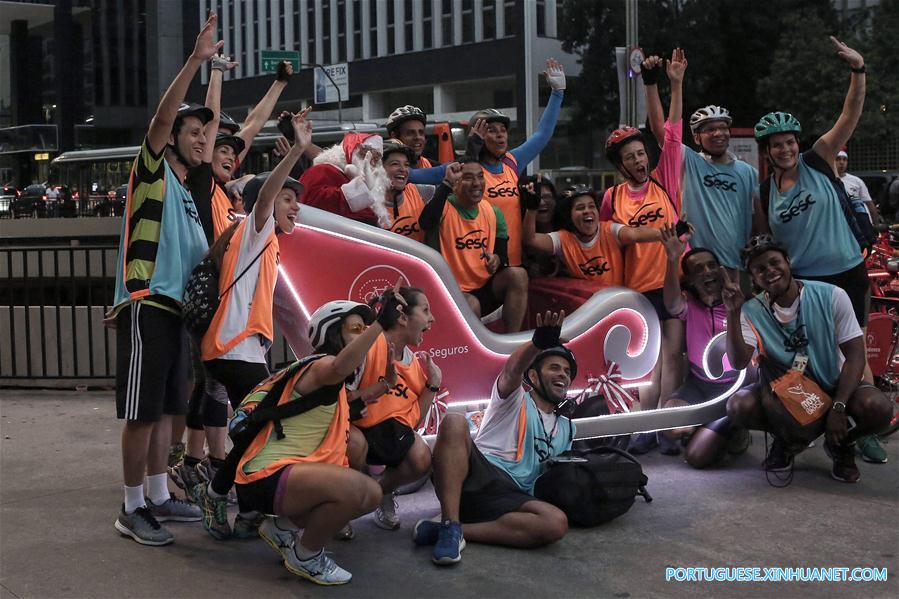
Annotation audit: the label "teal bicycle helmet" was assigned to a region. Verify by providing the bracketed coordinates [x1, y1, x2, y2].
[754, 111, 801, 140]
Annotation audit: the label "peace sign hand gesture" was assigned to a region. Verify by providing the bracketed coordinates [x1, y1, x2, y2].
[720, 267, 745, 313]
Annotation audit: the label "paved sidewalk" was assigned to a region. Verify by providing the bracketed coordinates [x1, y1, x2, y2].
[1, 390, 897, 598]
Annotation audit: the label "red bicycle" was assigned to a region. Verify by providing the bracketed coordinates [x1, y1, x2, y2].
[865, 226, 899, 436]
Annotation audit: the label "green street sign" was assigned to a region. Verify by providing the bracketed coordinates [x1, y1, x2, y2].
[260, 50, 300, 74]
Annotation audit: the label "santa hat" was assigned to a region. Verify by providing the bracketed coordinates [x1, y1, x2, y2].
[342, 133, 383, 164]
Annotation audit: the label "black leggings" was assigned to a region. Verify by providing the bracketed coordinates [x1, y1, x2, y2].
[186, 342, 231, 430]
[204, 359, 271, 506]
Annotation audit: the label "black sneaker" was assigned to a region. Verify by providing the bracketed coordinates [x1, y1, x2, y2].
[627, 432, 659, 455]
[824, 440, 860, 483]
[658, 433, 682, 456]
[763, 437, 793, 472]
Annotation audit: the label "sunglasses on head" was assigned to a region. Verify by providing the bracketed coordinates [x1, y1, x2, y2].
[563, 185, 595, 198]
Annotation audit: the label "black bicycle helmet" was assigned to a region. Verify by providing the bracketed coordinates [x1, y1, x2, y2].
[385, 105, 427, 136]
[470, 108, 511, 130]
[214, 132, 246, 156]
[382, 138, 416, 164]
[219, 111, 241, 134]
[741, 234, 789, 271]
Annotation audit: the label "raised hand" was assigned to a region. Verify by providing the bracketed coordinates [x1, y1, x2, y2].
[520, 178, 540, 210]
[273, 135, 291, 158]
[192, 12, 224, 61]
[276, 60, 294, 82]
[544, 57, 566, 91]
[469, 118, 487, 141]
[641, 54, 664, 86]
[291, 107, 313, 149]
[667, 47, 687, 83]
[661, 225, 688, 260]
[720, 267, 745, 313]
[443, 161, 463, 187]
[210, 54, 239, 72]
[425, 354, 442, 389]
[384, 342, 398, 387]
[829, 36, 864, 69]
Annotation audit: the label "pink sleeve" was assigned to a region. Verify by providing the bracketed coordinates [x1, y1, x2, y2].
[599, 188, 614, 221]
[656, 120, 684, 210]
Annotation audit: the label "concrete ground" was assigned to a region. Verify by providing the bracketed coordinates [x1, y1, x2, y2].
[1, 390, 897, 599]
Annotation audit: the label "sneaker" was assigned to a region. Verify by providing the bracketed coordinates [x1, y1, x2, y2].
[658, 433, 681, 456]
[726, 427, 752, 455]
[627, 432, 659, 455]
[284, 547, 352, 585]
[115, 505, 174, 546]
[168, 442, 185, 469]
[824, 440, 860, 483]
[259, 517, 297, 560]
[146, 496, 203, 522]
[334, 523, 355, 541]
[412, 518, 442, 546]
[374, 492, 400, 530]
[168, 459, 205, 498]
[432, 520, 465, 565]
[199, 485, 232, 540]
[197, 457, 217, 483]
[763, 438, 793, 472]
[233, 511, 266, 539]
[857, 435, 888, 464]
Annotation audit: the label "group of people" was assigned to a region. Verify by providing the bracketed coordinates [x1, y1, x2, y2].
[108, 12, 893, 587]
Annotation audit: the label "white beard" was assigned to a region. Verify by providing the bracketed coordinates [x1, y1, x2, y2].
[351, 151, 392, 228]
[313, 144, 347, 168]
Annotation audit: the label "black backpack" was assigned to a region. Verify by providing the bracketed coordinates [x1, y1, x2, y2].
[182, 239, 271, 338]
[760, 150, 877, 252]
[227, 354, 340, 459]
[534, 446, 652, 527]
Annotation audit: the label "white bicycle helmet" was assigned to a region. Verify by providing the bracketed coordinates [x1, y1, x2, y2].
[385, 105, 427, 135]
[689, 105, 732, 134]
[308, 300, 374, 349]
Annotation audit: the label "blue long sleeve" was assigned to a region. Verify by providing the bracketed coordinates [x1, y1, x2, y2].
[408, 163, 448, 185]
[509, 90, 564, 175]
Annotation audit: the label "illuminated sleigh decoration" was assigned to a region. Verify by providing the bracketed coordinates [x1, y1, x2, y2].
[274, 206, 743, 438]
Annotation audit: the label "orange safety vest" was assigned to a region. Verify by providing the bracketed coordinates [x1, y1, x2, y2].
[439, 200, 497, 292]
[417, 156, 433, 169]
[609, 181, 676, 292]
[557, 223, 625, 286]
[211, 183, 239, 241]
[482, 154, 522, 266]
[201, 219, 280, 361]
[354, 335, 429, 429]
[236, 361, 350, 484]
[387, 185, 425, 242]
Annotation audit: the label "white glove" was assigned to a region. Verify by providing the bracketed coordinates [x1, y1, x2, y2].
[344, 164, 361, 179]
[544, 62, 566, 91]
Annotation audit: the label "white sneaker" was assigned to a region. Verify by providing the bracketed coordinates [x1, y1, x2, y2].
[258, 517, 298, 561]
[284, 547, 352, 585]
[374, 492, 400, 530]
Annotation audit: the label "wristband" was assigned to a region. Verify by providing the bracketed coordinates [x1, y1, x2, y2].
[276, 60, 292, 81]
[426, 383, 440, 393]
[641, 64, 661, 86]
[532, 323, 561, 350]
[850, 65, 865, 74]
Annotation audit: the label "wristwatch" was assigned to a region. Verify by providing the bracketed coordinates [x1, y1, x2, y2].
[831, 401, 847, 413]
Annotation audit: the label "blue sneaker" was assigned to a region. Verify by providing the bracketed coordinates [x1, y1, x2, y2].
[627, 432, 659, 455]
[412, 518, 441, 545]
[432, 520, 465, 565]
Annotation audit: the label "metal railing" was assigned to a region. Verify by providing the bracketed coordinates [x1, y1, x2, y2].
[0, 195, 125, 219]
[0, 245, 296, 383]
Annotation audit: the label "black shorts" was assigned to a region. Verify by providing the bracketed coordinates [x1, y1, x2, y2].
[642, 288, 676, 321]
[362, 418, 415, 468]
[669, 374, 736, 406]
[469, 276, 501, 316]
[115, 302, 189, 422]
[800, 261, 870, 327]
[236, 465, 291, 516]
[459, 445, 534, 524]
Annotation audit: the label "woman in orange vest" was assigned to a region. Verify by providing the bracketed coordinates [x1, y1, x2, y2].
[598, 50, 687, 454]
[522, 182, 663, 287]
[381, 139, 431, 243]
[346, 286, 441, 532]
[197, 111, 312, 540]
[236, 294, 407, 585]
